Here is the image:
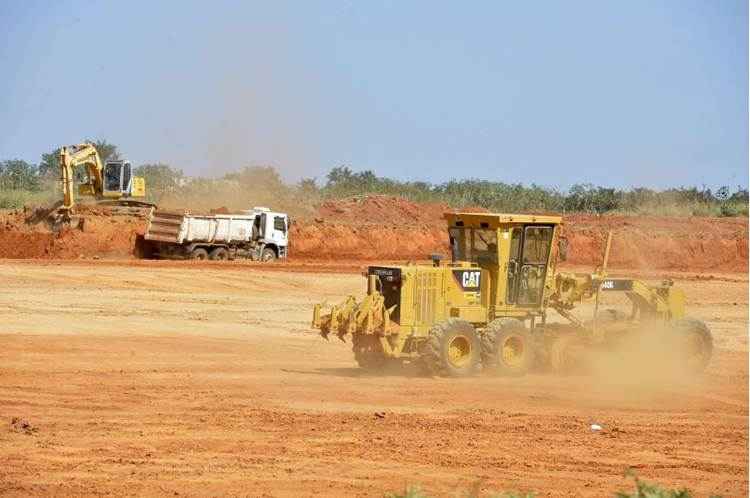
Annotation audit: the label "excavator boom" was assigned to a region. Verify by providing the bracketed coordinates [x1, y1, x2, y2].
[59, 143, 105, 210]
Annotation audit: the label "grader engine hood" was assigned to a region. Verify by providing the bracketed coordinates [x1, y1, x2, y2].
[312, 263, 490, 342]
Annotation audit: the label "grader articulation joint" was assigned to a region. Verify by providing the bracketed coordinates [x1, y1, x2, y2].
[311, 212, 713, 377]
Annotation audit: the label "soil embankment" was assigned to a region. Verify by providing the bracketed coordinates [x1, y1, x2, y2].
[0, 196, 747, 272]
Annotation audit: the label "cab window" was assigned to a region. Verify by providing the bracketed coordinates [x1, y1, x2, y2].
[449, 227, 497, 263]
[522, 226, 552, 264]
[273, 216, 286, 232]
[104, 164, 122, 192]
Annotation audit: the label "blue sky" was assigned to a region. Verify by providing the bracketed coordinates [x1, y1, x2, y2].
[0, 0, 746, 189]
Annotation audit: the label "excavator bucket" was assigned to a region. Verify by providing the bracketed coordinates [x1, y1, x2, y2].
[24, 201, 85, 233]
[312, 292, 395, 341]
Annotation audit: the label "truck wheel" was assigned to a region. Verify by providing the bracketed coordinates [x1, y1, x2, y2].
[190, 248, 209, 260]
[209, 247, 229, 261]
[671, 318, 713, 373]
[352, 335, 387, 371]
[261, 247, 276, 262]
[481, 318, 534, 376]
[420, 319, 480, 377]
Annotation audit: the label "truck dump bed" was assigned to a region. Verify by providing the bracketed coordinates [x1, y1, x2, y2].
[145, 210, 257, 244]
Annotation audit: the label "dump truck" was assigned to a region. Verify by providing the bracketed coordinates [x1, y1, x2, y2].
[312, 212, 713, 377]
[144, 207, 289, 261]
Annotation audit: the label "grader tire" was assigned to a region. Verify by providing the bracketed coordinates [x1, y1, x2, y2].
[420, 319, 480, 377]
[352, 335, 387, 371]
[481, 318, 534, 377]
[671, 318, 713, 373]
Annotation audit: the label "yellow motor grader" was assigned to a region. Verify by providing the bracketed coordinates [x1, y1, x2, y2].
[312, 212, 713, 377]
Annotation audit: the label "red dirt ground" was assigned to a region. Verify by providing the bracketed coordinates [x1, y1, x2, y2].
[0, 262, 746, 497]
[0, 198, 747, 497]
[0, 196, 747, 272]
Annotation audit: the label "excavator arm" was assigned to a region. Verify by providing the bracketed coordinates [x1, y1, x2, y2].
[59, 143, 105, 210]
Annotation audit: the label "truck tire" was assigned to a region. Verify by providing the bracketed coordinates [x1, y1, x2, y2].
[419, 319, 480, 377]
[481, 318, 534, 376]
[209, 247, 229, 261]
[190, 248, 209, 260]
[261, 247, 276, 262]
[671, 318, 713, 373]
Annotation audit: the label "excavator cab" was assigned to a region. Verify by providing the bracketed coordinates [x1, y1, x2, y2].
[102, 160, 145, 198]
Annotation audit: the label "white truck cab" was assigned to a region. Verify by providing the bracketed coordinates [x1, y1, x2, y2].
[251, 207, 289, 260]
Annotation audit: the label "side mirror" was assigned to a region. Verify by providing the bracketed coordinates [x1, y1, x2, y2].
[558, 238, 569, 262]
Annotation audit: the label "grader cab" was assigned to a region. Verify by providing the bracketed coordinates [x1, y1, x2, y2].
[312, 212, 712, 377]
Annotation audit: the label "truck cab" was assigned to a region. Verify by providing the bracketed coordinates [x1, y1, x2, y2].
[252, 207, 289, 260]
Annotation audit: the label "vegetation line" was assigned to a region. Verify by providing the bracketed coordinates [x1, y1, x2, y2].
[1, 140, 747, 217]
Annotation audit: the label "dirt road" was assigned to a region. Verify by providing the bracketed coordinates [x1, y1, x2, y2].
[0, 262, 747, 497]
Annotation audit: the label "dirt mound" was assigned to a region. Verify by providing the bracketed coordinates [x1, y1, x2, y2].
[0, 208, 147, 260]
[315, 195, 449, 225]
[0, 196, 747, 272]
[294, 198, 748, 272]
[563, 214, 748, 272]
[292, 222, 447, 260]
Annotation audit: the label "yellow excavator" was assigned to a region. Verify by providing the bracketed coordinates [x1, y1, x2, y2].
[52, 143, 153, 229]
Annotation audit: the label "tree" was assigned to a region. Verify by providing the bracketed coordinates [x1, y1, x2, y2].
[0, 160, 39, 190]
[85, 138, 120, 163]
[297, 177, 319, 194]
[325, 166, 355, 186]
[38, 149, 60, 179]
[133, 163, 184, 202]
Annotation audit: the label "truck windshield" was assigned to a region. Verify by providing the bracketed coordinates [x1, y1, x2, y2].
[449, 228, 497, 263]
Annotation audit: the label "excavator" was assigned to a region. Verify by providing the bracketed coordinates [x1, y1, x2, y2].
[49, 143, 153, 230]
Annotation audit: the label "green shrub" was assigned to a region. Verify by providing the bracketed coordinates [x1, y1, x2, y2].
[614, 469, 723, 498]
[385, 472, 726, 498]
[312, 167, 748, 217]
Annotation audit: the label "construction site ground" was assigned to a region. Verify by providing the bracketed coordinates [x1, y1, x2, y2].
[0, 260, 747, 497]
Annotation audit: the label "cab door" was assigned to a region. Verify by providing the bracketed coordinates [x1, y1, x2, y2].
[270, 215, 288, 247]
[103, 162, 124, 196]
[102, 161, 133, 196]
[506, 225, 554, 307]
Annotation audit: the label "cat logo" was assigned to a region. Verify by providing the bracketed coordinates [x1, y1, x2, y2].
[454, 270, 481, 291]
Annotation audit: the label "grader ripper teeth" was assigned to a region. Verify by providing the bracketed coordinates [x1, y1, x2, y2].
[313, 286, 396, 341]
[311, 211, 714, 378]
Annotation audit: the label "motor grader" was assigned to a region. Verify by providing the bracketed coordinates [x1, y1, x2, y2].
[312, 212, 713, 377]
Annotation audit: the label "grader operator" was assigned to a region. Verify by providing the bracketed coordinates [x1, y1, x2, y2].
[312, 212, 713, 377]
